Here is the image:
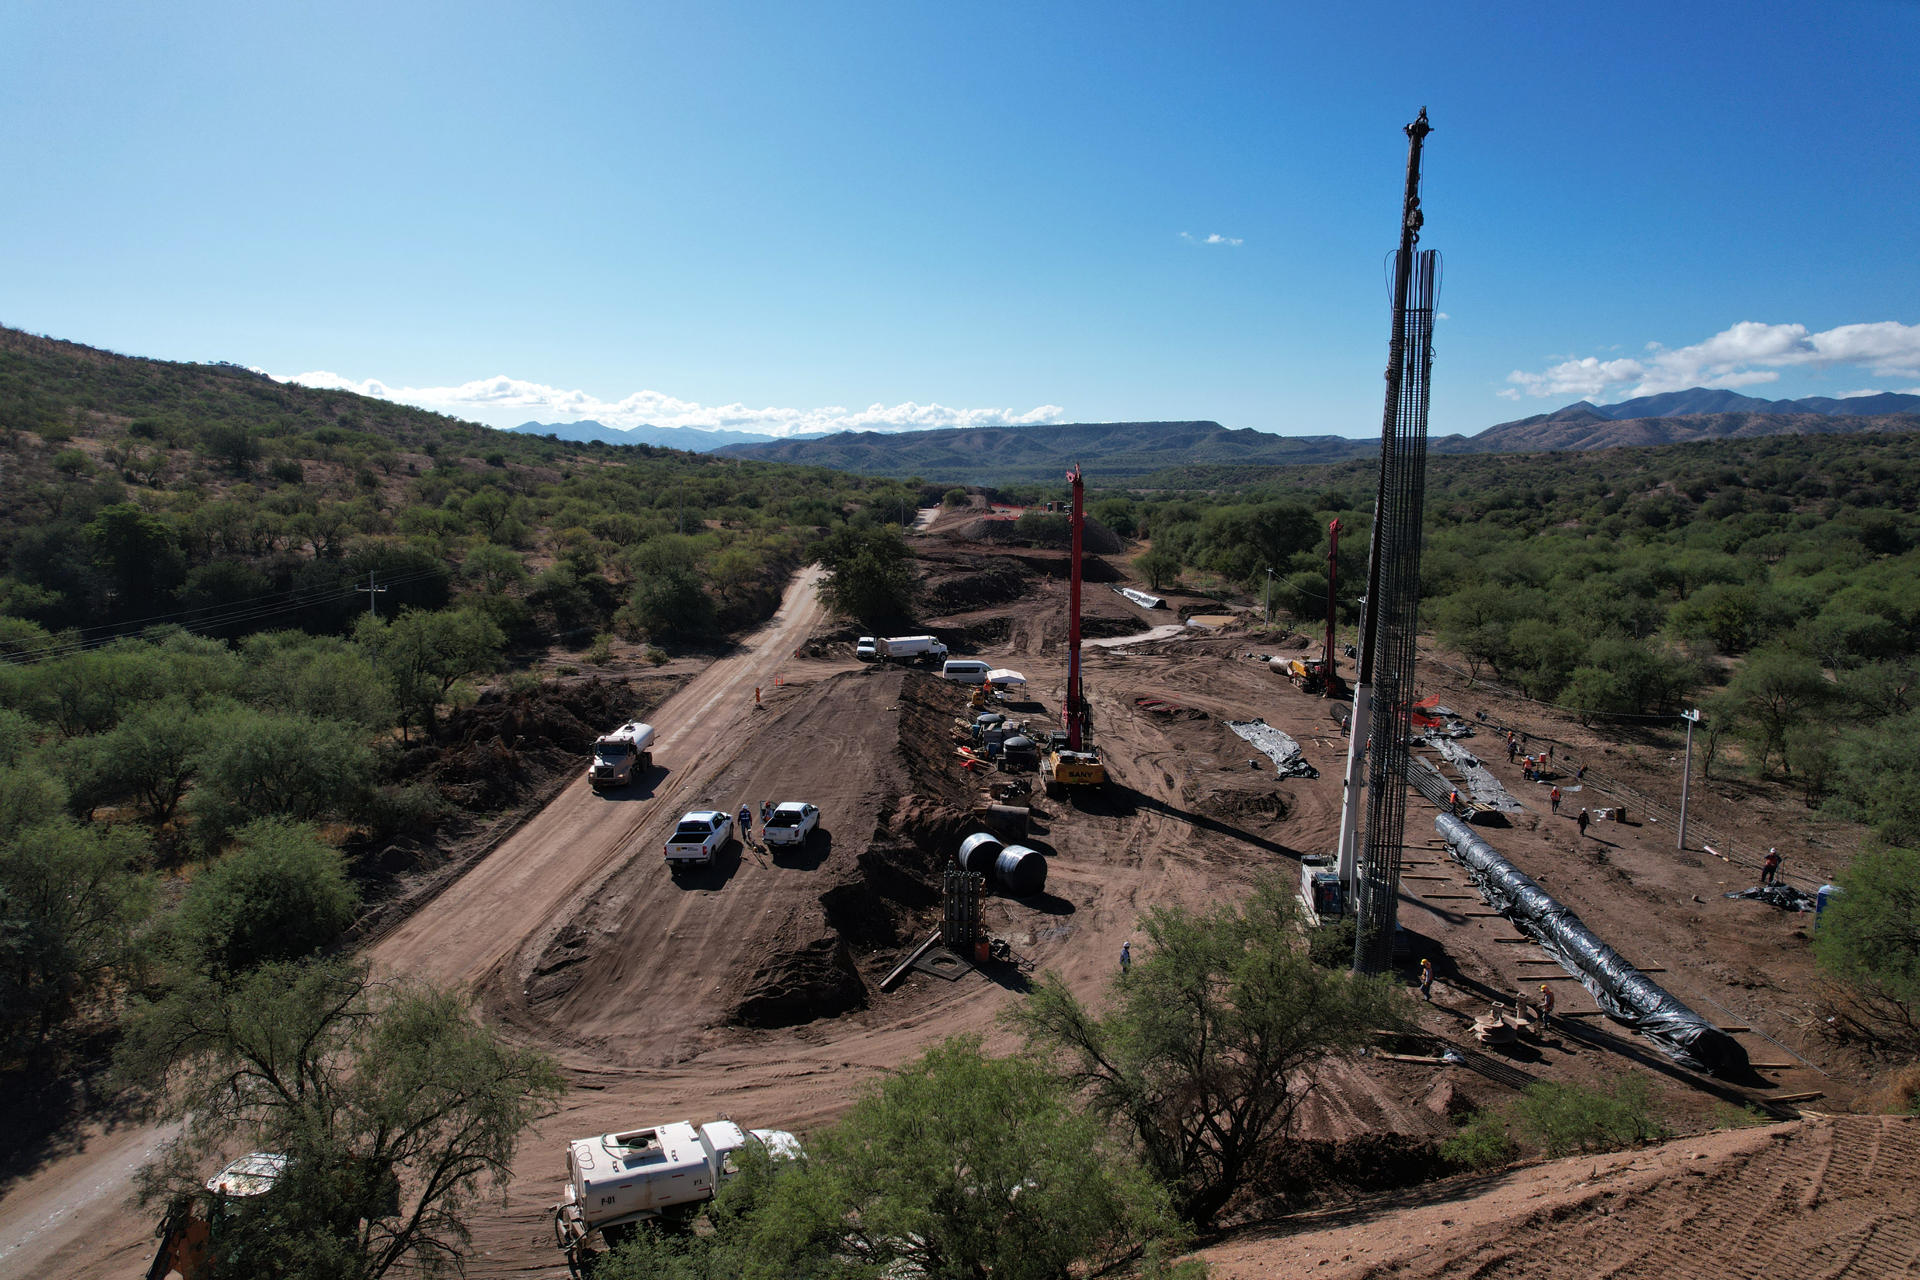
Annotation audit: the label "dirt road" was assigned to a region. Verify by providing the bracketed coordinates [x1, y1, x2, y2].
[369, 565, 829, 991]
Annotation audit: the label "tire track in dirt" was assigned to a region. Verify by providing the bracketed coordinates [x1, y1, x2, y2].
[370, 565, 828, 992]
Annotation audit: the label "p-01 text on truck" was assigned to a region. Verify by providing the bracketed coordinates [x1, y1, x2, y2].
[589, 722, 655, 790]
[552, 1120, 800, 1265]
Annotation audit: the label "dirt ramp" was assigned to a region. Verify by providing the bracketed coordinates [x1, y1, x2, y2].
[731, 903, 867, 1028]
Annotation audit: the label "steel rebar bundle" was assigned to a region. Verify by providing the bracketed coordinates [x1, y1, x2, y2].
[1352, 110, 1439, 974]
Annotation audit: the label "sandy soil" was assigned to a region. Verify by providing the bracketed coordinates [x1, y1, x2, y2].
[1, 530, 1896, 1279]
[1198, 1114, 1920, 1279]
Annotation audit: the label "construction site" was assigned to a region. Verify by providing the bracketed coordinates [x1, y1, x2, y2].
[5, 113, 1915, 1280]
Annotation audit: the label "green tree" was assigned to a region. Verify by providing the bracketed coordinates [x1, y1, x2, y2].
[1008, 875, 1406, 1228]
[1829, 710, 1920, 838]
[1812, 841, 1920, 1048]
[627, 565, 719, 642]
[1135, 547, 1181, 593]
[63, 699, 199, 824]
[239, 634, 394, 731]
[356, 607, 504, 738]
[174, 819, 359, 974]
[1726, 647, 1833, 775]
[605, 1036, 1183, 1280]
[0, 818, 153, 1052]
[1433, 583, 1526, 679]
[812, 524, 918, 622]
[186, 708, 375, 846]
[461, 542, 528, 596]
[120, 960, 565, 1280]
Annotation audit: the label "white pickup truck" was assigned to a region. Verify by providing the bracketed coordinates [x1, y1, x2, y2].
[762, 802, 819, 847]
[664, 810, 732, 869]
[552, 1120, 800, 1260]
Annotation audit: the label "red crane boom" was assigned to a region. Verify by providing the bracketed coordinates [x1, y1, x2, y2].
[1065, 465, 1085, 750]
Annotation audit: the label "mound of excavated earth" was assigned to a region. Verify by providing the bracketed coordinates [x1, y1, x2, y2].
[1199, 1115, 1920, 1279]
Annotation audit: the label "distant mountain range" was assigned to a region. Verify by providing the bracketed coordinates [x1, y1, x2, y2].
[505, 419, 824, 451]
[699, 390, 1920, 482]
[713, 421, 1388, 482]
[1464, 388, 1920, 454]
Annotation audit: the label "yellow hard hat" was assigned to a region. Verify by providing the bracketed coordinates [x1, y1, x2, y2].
[1540, 983, 1549, 992]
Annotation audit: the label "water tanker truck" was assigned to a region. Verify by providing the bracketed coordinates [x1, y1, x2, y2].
[589, 722, 655, 790]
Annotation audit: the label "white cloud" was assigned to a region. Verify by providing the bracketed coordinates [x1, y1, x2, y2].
[1839, 388, 1885, 398]
[1436, 312, 1450, 321]
[1504, 320, 1920, 400]
[1178, 231, 1244, 246]
[277, 370, 1065, 438]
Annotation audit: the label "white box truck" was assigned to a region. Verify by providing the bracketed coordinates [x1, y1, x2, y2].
[589, 722, 655, 790]
[552, 1120, 800, 1261]
[878, 635, 948, 662]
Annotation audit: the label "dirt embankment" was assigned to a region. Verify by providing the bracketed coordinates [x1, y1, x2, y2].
[1199, 1114, 1920, 1279]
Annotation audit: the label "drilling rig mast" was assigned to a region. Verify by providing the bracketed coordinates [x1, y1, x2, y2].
[1334, 108, 1441, 974]
[1042, 465, 1107, 796]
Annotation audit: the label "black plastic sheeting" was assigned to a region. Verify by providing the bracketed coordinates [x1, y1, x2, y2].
[1435, 814, 1747, 1076]
[1724, 884, 1815, 912]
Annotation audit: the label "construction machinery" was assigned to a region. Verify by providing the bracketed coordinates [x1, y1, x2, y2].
[1281, 656, 1346, 697]
[1040, 466, 1107, 798]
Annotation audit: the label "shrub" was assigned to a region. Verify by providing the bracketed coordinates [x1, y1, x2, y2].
[1512, 1075, 1668, 1156]
[363, 782, 449, 841]
[1307, 914, 1357, 969]
[173, 818, 358, 973]
[1440, 1109, 1517, 1171]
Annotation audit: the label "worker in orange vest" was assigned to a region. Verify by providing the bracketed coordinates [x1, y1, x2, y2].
[1538, 983, 1556, 1031]
[1550, 786, 1562, 814]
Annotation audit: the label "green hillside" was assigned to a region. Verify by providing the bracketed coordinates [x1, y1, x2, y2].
[0, 325, 915, 646]
[715, 419, 1385, 482]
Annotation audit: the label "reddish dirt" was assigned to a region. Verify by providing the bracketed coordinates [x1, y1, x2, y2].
[2, 530, 1901, 1279]
[1198, 1115, 1920, 1279]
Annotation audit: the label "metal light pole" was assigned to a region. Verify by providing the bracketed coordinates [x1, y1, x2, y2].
[1678, 708, 1700, 850]
[1265, 567, 1274, 624]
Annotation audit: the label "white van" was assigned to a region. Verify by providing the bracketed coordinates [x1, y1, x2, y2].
[941, 659, 991, 684]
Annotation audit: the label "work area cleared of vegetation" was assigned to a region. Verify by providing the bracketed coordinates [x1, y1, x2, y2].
[2, 328, 1920, 1278]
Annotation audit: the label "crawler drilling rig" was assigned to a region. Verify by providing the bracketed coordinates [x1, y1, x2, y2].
[1040, 466, 1107, 797]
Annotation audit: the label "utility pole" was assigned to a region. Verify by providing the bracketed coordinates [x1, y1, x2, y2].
[1264, 567, 1274, 624]
[358, 571, 388, 620]
[1678, 708, 1700, 850]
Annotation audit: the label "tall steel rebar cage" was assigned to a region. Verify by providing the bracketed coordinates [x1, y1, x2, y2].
[1353, 245, 1440, 974]
[943, 866, 983, 952]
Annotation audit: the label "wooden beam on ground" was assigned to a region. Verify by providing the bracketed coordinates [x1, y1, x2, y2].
[1770, 1091, 1825, 1103]
[880, 932, 942, 991]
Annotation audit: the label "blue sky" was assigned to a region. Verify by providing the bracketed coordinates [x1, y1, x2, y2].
[4, 1, 1917, 439]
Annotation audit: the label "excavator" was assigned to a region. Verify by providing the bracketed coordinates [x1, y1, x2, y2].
[1040, 466, 1108, 798]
